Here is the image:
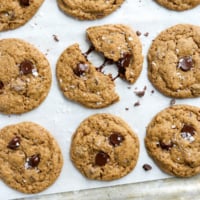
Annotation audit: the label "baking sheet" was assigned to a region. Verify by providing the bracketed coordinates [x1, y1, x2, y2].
[0, 0, 200, 199]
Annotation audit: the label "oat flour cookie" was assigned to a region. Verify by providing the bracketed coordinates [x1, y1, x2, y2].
[57, 0, 125, 20]
[0, 38, 51, 114]
[148, 24, 200, 98]
[87, 24, 143, 83]
[0, 122, 63, 193]
[155, 0, 200, 11]
[70, 113, 139, 180]
[145, 105, 200, 177]
[56, 43, 119, 108]
[0, 0, 44, 31]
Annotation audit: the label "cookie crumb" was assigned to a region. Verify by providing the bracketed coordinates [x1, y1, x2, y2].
[170, 98, 176, 106]
[134, 86, 147, 97]
[134, 101, 140, 107]
[136, 31, 142, 36]
[143, 164, 152, 171]
[53, 34, 59, 42]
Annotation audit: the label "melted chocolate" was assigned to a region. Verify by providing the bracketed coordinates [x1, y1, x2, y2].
[27, 154, 40, 168]
[73, 62, 88, 77]
[95, 151, 109, 166]
[116, 53, 132, 76]
[177, 56, 194, 71]
[181, 124, 195, 136]
[0, 81, 4, 90]
[109, 133, 124, 147]
[19, 60, 34, 75]
[19, 0, 30, 6]
[159, 140, 173, 150]
[83, 45, 95, 57]
[7, 136, 21, 150]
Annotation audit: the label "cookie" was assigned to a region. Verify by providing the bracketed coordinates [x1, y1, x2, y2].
[87, 24, 143, 84]
[70, 113, 139, 180]
[148, 24, 200, 98]
[0, 0, 44, 31]
[56, 43, 119, 108]
[155, 0, 200, 11]
[0, 122, 63, 193]
[0, 38, 51, 114]
[57, 0, 125, 20]
[145, 104, 200, 177]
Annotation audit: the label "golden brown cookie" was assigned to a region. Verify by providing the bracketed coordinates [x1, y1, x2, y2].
[70, 113, 139, 180]
[0, 38, 52, 114]
[148, 24, 200, 98]
[0, 122, 63, 193]
[145, 104, 200, 177]
[57, 0, 125, 20]
[87, 24, 143, 84]
[155, 0, 200, 11]
[0, 0, 44, 31]
[56, 43, 119, 108]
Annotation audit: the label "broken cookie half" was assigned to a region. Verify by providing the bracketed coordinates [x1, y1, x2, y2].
[56, 24, 143, 108]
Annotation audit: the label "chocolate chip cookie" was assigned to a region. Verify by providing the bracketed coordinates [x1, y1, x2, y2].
[0, 38, 51, 114]
[0, 122, 63, 193]
[0, 0, 44, 31]
[56, 43, 119, 108]
[70, 113, 139, 180]
[145, 104, 200, 177]
[155, 0, 200, 11]
[148, 24, 200, 98]
[57, 0, 125, 20]
[87, 24, 143, 84]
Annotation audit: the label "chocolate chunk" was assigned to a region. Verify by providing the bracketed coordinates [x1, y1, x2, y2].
[143, 164, 152, 171]
[134, 86, 147, 97]
[7, 136, 21, 150]
[109, 133, 124, 147]
[74, 62, 88, 77]
[95, 151, 109, 166]
[53, 34, 59, 42]
[19, 60, 34, 75]
[136, 31, 142, 36]
[181, 124, 195, 136]
[159, 140, 173, 150]
[177, 56, 194, 71]
[116, 53, 132, 75]
[0, 81, 4, 89]
[19, 0, 30, 6]
[134, 101, 140, 107]
[27, 154, 40, 168]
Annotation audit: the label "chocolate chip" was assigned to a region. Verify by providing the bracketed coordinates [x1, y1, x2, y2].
[7, 136, 21, 150]
[74, 62, 88, 77]
[0, 81, 4, 89]
[159, 140, 173, 150]
[143, 164, 152, 171]
[27, 154, 40, 168]
[19, 60, 34, 75]
[116, 53, 132, 75]
[19, 0, 30, 6]
[181, 124, 195, 136]
[177, 56, 194, 71]
[95, 151, 109, 166]
[109, 133, 124, 147]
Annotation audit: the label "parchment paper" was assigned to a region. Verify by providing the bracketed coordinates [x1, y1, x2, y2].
[0, 0, 200, 199]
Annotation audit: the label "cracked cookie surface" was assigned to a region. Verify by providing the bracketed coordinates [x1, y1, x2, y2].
[70, 113, 139, 180]
[148, 24, 200, 98]
[0, 122, 63, 193]
[56, 43, 119, 108]
[145, 105, 200, 177]
[155, 0, 200, 11]
[0, 0, 44, 31]
[87, 24, 143, 83]
[0, 38, 51, 114]
[57, 0, 125, 20]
